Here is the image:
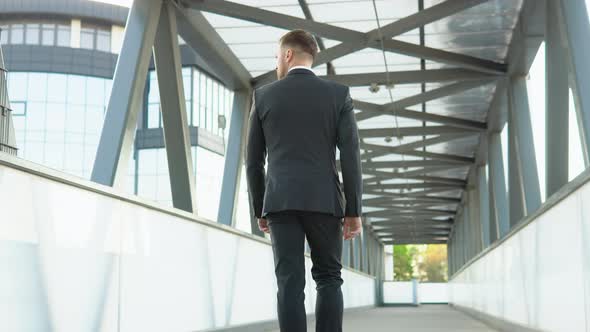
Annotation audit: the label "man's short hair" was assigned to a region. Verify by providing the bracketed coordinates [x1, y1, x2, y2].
[279, 29, 319, 60]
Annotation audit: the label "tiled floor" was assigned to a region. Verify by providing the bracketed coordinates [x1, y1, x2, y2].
[267, 304, 498, 332]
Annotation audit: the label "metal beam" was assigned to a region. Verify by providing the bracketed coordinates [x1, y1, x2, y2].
[320, 68, 497, 87]
[362, 159, 470, 169]
[342, 234, 351, 267]
[153, 1, 197, 213]
[372, 0, 490, 39]
[559, 0, 590, 165]
[488, 132, 509, 237]
[386, 79, 495, 110]
[365, 211, 455, 219]
[297, 0, 335, 75]
[91, 0, 162, 187]
[317, 0, 492, 69]
[218, 91, 251, 226]
[376, 38, 506, 75]
[358, 125, 479, 138]
[364, 182, 463, 191]
[183, 0, 506, 82]
[357, 104, 488, 131]
[377, 231, 450, 238]
[508, 77, 542, 221]
[370, 218, 453, 225]
[394, 164, 469, 178]
[175, 5, 251, 90]
[545, 0, 569, 197]
[362, 171, 466, 186]
[374, 226, 452, 233]
[477, 165, 491, 248]
[360, 134, 474, 161]
[382, 239, 448, 245]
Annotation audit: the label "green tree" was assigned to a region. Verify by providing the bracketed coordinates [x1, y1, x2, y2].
[415, 244, 448, 282]
[393, 245, 417, 281]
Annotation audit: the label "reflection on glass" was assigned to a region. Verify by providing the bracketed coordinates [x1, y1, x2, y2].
[7, 67, 241, 226]
[57, 24, 70, 47]
[11, 24, 24, 44]
[25, 23, 40, 45]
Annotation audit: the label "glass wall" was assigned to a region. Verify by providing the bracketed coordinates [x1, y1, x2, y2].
[8, 72, 112, 178]
[80, 23, 111, 52]
[0, 20, 71, 48]
[0, 19, 125, 54]
[145, 66, 233, 138]
[7, 65, 247, 228]
[135, 145, 226, 223]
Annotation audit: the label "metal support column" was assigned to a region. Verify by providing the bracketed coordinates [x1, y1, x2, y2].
[361, 225, 368, 273]
[546, 0, 570, 196]
[355, 235, 362, 270]
[469, 187, 482, 254]
[488, 132, 510, 237]
[366, 231, 372, 275]
[464, 206, 472, 261]
[153, 1, 197, 213]
[218, 91, 252, 227]
[508, 110, 525, 224]
[477, 165, 491, 248]
[92, 0, 162, 187]
[375, 242, 384, 306]
[559, 0, 590, 165]
[508, 77, 542, 225]
[342, 236, 351, 267]
[350, 236, 356, 270]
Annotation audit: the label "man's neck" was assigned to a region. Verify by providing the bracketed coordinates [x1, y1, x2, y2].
[288, 65, 314, 74]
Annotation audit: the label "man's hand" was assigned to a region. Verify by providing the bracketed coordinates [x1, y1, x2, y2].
[258, 218, 270, 233]
[343, 216, 361, 240]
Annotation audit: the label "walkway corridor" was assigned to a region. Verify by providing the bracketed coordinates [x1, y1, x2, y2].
[269, 305, 497, 332]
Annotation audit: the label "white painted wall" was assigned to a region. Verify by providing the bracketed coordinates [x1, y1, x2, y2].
[383, 281, 448, 304]
[0, 156, 375, 331]
[449, 175, 590, 331]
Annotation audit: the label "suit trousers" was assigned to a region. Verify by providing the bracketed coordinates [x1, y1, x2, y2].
[266, 209, 344, 332]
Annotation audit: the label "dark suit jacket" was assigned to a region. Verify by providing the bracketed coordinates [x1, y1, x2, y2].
[245, 67, 362, 219]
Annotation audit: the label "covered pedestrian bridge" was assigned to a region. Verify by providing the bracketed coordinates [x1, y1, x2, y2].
[1, 0, 590, 331]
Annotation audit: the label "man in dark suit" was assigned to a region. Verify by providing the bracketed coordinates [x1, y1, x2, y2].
[245, 29, 363, 332]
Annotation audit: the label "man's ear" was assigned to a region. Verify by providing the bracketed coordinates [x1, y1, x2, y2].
[286, 48, 292, 61]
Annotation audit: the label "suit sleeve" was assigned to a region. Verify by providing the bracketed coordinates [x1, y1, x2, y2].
[245, 90, 267, 218]
[336, 86, 363, 217]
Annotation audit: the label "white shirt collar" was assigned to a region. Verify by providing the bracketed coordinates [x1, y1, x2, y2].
[288, 65, 315, 75]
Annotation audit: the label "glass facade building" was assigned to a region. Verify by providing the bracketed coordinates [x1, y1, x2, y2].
[1, 13, 251, 231]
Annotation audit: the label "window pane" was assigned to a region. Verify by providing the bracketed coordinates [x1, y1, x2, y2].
[57, 25, 70, 47]
[207, 78, 213, 130]
[8, 72, 28, 100]
[25, 23, 40, 45]
[212, 81, 218, 133]
[148, 104, 160, 128]
[193, 70, 201, 127]
[80, 27, 94, 49]
[11, 101, 27, 116]
[0, 25, 8, 45]
[27, 73, 47, 102]
[11, 24, 24, 44]
[41, 24, 55, 46]
[96, 29, 110, 52]
[200, 74, 206, 128]
[46, 73, 67, 103]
